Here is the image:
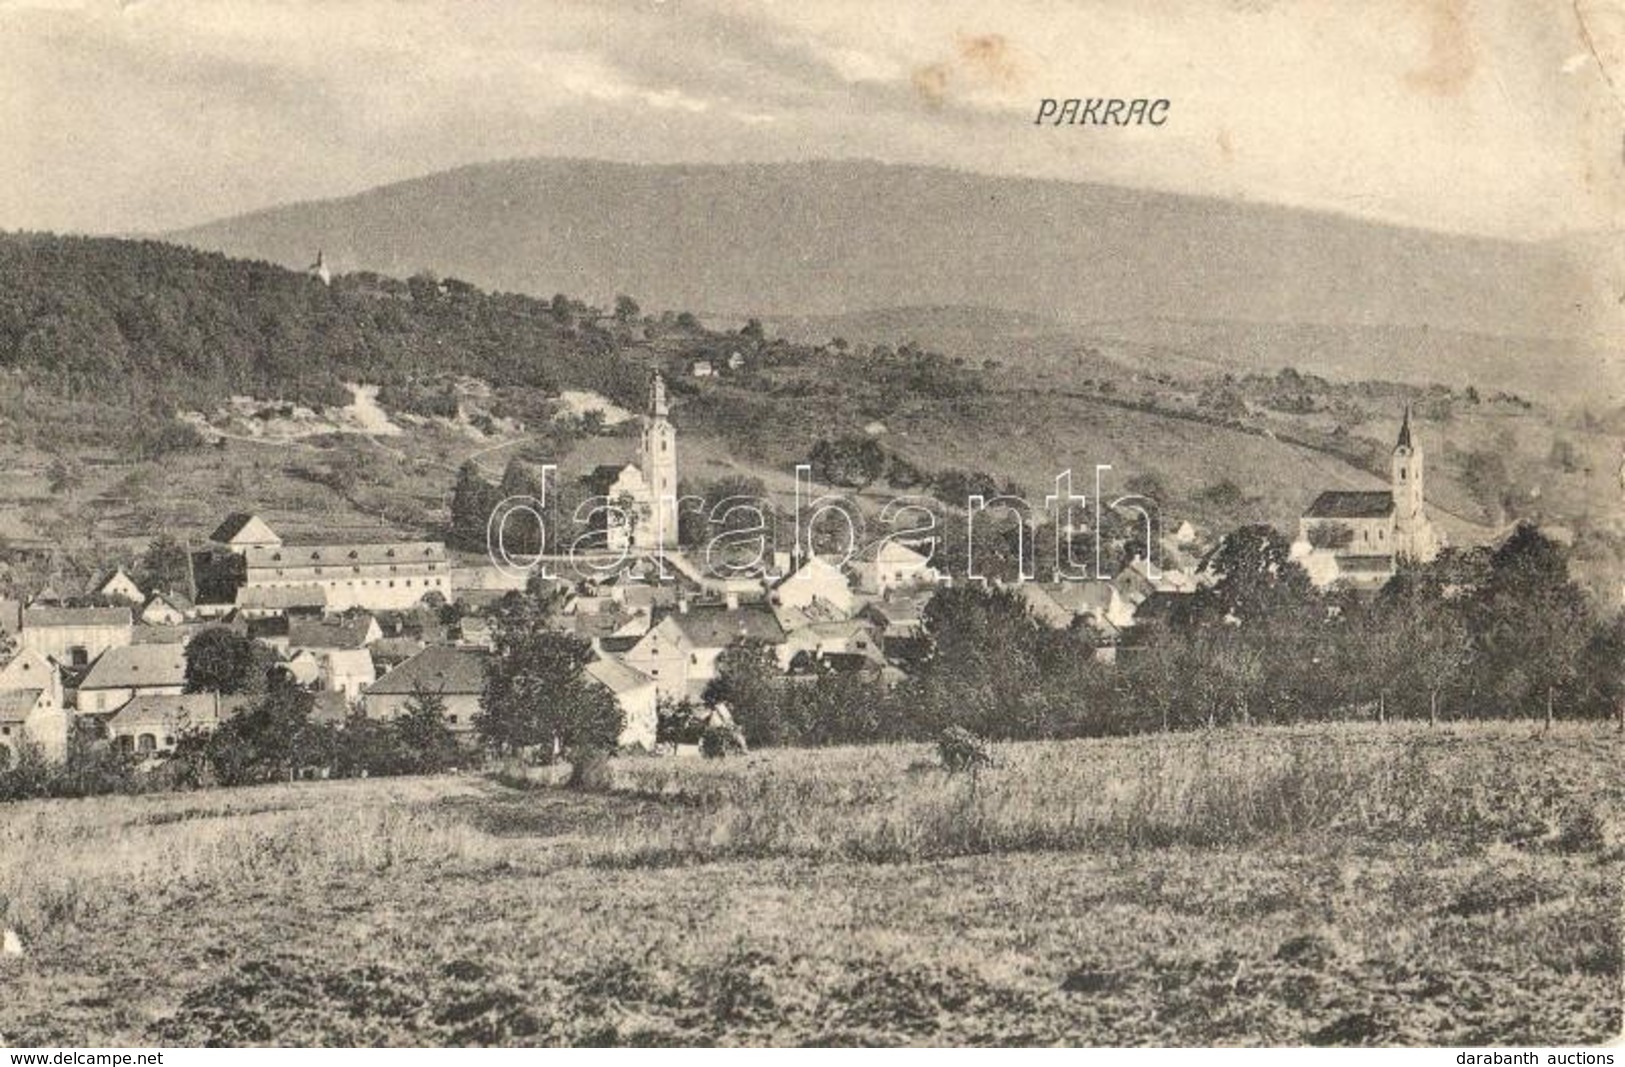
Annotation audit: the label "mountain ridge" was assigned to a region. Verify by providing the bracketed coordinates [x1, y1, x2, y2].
[167, 156, 1611, 350]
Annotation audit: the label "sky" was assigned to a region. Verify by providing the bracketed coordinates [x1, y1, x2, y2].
[1, 0, 1622, 240]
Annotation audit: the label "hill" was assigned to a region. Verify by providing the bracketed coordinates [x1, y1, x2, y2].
[10, 231, 1625, 599]
[166, 158, 1618, 398]
[765, 307, 1620, 405]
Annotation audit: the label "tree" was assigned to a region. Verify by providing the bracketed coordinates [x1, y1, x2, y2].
[393, 686, 465, 773]
[1466, 523, 1594, 721]
[478, 594, 623, 758]
[202, 681, 320, 785]
[183, 627, 277, 695]
[809, 435, 886, 488]
[137, 534, 192, 595]
[704, 642, 789, 747]
[613, 294, 641, 322]
[450, 461, 499, 552]
[1194, 524, 1315, 627]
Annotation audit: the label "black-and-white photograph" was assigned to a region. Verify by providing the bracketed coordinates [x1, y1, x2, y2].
[0, 0, 1621, 1050]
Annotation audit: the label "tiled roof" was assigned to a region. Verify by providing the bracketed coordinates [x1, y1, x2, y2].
[22, 606, 131, 629]
[108, 693, 222, 731]
[79, 644, 188, 691]
[585, 657, 653, 694]
[582, 463, 642, 496]
[287, 617, 374, 650]
[1304, 491, 1394, 520]
[366, 645, 488, 696]
[242, 541, 446, 570]
[210, 512, 265, 543]
[665, 604, 786, 647]
[237, 585, 328, 610]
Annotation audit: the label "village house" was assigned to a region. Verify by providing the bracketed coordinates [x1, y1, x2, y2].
[362, 645, 487, 734]
[0, 648, 65, 711]
[283, 615, 381, 699]
[777, 618, 882, 671]
[236, 584, 329, 618]
[617, 602, 786, 701]
[774, 555, 857, 618]
[584, 657, 659, 749]
[94, 567, 145, 605]
[210, 512, 283, 553]
[0, 687, 70, 765]
[849, 539, 941, 596]
[19, 605, 133, 667]
[1041, 579, 1140, 633]
[320, 648, 376, 700]
[75, 643, 188, 714]
[105, 692, 235, 756]
[140, 590, 194, 626]
[281, 649, 322, 687]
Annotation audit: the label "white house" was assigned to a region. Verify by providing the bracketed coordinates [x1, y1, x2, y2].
[76, 643, 188, 715]
[0, 648, 64, 711]
[362, 645, 487, 735]
[210, 513, 283, 552]
[140, 591, 193, 626]
[584, 657, 659, 750]
[95, 568, 145, 605]
[321, 647, 377, 701]
[19, 606, 133, 667]
[849, 540, 940, 596]
[617, 604, 785, 701]
[776, 618, 879, 671]
[774, 555, 856, 618]
[0, 687, 69, 764]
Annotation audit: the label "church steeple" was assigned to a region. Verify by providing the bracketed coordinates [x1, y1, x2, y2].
[308, 249, 331, 286]
[638, 370, 678, 550]
[649, 369, 669, 419]
[1390, 403, 1436, 562]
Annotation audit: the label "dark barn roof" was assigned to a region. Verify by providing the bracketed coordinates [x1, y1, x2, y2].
[1304, 491, 1394, 520]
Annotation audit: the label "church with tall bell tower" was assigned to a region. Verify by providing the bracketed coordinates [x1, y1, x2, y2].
[1291, 406, 1440, 589]
[581, 370, 681, 554]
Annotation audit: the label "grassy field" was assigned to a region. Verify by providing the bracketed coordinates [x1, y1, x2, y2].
[0, 722, 1619, 1047]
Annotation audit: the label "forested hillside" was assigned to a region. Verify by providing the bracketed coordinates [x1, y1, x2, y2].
[0, 232, 648, 414]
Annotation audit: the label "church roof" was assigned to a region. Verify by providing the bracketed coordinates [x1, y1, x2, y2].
[581, 463, 643, 496]
[1396, 405, 1413, 450]
[1304, 491, 1394, 520]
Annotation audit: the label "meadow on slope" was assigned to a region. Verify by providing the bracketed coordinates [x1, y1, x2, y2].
[0, 722, 1618, 1047]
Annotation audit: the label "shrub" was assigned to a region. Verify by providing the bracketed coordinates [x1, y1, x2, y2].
[1557, 804, 1608, 853]
[937, 726, 993, 773]
[567, 749, 616, 791]
[700, 724, 746, 760]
